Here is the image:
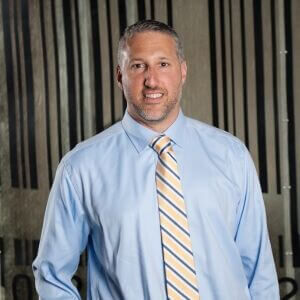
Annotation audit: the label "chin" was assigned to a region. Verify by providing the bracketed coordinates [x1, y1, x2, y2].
[139, 111, 167, 123]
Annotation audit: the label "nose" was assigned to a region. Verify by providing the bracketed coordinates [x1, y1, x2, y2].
[144, 66, 158, 88]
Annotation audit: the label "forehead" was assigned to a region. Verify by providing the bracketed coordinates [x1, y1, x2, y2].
[124, 31, 178, 59]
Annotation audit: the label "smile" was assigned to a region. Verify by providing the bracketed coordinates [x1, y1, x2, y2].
[144, 93, 163, 99]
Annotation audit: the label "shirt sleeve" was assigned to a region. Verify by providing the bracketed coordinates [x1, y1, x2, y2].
[32, 160, 90, 299]
[234, 147, 280, 300]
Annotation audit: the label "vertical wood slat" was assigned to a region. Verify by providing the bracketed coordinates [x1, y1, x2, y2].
[10, 1, 23, 188]
[231, 0, 245, 142]
[28, 0, 48, 190]
[261, 0, 277, 195]
[0, 0, 11, 188]
[224, 0, 234, 135]
[42, 0, 60, 182]
[78, 1, 96, 139]
[291, 0, 300, 240]
[253, 0, 268, 193]
[21, 0, 39, 188]
[54, 0, 69, 155]
[154, 0, 167, 24]
[110, 0, 123, 122]
[214, 0, 225, 131]
[2, 0, 19, 188]
[70, 0, 82, 145]
[18, 0, 31, 189]
[90, 0, 104, 133]
[243, 0, 259, 171]
[99, 0, 112, 128]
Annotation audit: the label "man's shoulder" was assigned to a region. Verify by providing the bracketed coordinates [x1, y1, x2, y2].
[62, 121, 124, 166]
[185, 116, 246, 156]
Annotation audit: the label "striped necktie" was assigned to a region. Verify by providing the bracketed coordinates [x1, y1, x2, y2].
[151, 135, 200, 299]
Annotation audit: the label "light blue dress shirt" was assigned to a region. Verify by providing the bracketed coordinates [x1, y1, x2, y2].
[33, 110, 279, 299]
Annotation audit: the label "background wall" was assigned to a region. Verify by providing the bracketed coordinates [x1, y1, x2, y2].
[0, 0, 299, 299]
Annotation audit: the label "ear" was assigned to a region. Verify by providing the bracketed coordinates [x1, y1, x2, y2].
[180, 60, 187, 85]
[116, 65, 123, 90]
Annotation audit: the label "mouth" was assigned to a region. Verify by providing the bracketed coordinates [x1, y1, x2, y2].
[143, 91, 164, 102]
[144, 93, 163, 99]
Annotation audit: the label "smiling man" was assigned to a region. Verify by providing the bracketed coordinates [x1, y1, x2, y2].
[33, 20, 279, 299]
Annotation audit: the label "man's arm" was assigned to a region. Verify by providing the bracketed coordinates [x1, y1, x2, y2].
[33, 161, 90, 299]
[234, 148, 280, 299]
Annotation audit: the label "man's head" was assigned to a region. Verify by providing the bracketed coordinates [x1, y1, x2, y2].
[118, 20, 185, 66]
[117, 20, 187, 132]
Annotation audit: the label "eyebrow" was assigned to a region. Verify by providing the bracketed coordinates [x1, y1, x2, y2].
[130, 56, 170, 62]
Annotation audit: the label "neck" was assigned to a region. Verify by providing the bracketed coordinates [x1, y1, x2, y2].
[129, 111, 179, 133]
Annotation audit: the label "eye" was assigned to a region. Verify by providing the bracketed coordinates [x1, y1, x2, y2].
[160, 62, 169, 67]
[131, 63, 146, 69]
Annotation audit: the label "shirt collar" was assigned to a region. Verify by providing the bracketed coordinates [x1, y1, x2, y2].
[121, 109, 186, 154]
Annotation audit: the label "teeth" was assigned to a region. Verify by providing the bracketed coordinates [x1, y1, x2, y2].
[145, 93, 162, 99]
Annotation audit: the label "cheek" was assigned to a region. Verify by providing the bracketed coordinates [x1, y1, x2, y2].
[123, 78, 143, 98]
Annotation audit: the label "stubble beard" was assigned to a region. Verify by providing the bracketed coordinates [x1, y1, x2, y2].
[129, 87, 183, 124]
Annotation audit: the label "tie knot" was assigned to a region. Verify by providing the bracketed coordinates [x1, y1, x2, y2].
[151, 135, 173, 156]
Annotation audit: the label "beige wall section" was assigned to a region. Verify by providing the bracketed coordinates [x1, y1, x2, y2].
[154, 0, 167, 24]
[173, 0, 212, 124]
[126, 0, 138, 26]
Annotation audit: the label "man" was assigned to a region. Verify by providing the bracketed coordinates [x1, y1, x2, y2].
[33, 20, 279, 299]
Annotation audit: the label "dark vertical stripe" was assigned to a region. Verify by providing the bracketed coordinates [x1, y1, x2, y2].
[284, 0, 299, 267]
[63, 0, 78, 149]
[240, 0, 249, 147]
[118, 0, 127, 34]
[90, 0, 103, 133]
[51, 0, 63, 160]
[253, 0, 268, 193]
[13, 0, 27, 188]
[14, 239, 23, 265]
[166, 0, 173, 27]
[2, 0, 19, 187]
[118, 0, 128, 113]
[21, 0, 38, 188]
[229, 0, 236, 135]
[208, 0, 219, 127]
[32, 240, 39, 260]
[0, 238, 4, 286]
[270, 0, 281, 194]
[106, 0, 115, 123]
[40, 0, 53, 186]
[137, 0, 146, 20]
[219, 0, 229, 131]
[150, 0, 155, 19]
[278, 235, 284, 267]
[74, 0, 84, 141]
[25, 239, 30, 265]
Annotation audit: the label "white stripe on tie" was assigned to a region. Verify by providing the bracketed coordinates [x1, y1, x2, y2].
[151, 135, 200, 300]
